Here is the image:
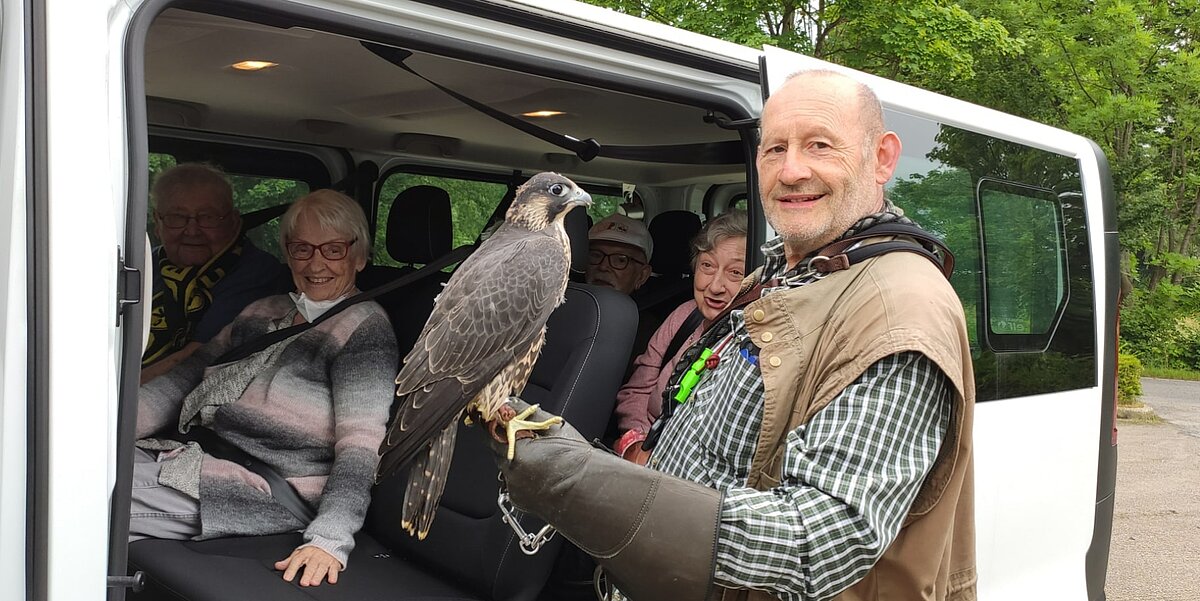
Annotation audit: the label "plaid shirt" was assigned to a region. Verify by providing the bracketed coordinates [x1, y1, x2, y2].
[649, 237, 951, 601]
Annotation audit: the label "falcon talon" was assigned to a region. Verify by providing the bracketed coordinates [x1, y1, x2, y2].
[504, 404, 563, 460]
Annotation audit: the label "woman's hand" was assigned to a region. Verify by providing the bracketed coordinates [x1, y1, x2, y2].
[621, 441, 651, 466]
[274, 545, 343, 586]
[614, 430, 650, 466]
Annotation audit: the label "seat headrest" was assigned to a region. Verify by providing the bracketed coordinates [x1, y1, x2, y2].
[648, 210, 702, 276]
[386, 185, 452, 264]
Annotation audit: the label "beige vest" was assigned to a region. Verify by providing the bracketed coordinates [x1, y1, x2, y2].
[720, 242, 976, 601]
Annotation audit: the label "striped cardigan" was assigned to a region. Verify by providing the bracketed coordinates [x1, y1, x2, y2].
[137, 295, 398, 565]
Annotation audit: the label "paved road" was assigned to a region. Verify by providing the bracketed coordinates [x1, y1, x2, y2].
[1105, 378, 1200, 601]
[1140, 378, 1200, 438]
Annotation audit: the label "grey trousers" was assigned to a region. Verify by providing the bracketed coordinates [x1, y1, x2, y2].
[129, 448, 201, 541]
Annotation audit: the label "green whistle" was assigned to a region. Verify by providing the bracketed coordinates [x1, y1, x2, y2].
[674, 348, 714, 403]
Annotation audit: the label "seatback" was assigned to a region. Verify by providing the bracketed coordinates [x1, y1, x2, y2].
[357, 185, 455, 355]
[635, 210, 702, 320]
[647, 210, 701, 278]
[365, 282, 637, 601]
[386, 185, 454, 265]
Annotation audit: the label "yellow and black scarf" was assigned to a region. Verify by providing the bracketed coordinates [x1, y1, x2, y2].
[142, 239, 245, 366]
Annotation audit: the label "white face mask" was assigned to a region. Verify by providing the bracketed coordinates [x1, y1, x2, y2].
[289, 291, 350, 323]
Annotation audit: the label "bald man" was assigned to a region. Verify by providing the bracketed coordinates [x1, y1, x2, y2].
[492, 70, 976, 601]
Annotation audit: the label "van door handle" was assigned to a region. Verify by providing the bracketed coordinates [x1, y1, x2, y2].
[115, 246, 142, 327]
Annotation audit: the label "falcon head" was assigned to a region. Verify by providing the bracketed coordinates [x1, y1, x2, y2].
[506, 172, 592, 232]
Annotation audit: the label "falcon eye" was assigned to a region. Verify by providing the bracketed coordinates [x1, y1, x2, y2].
[549, 183, 568, 196]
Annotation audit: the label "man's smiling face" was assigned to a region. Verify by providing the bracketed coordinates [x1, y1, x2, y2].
[756, 72, 898, 263]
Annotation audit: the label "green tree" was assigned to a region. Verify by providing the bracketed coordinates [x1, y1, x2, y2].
[584, 0, 1200, 367]
[583, 0, 1021, 91]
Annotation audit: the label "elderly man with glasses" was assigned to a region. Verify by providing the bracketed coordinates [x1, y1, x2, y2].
[583, 214, 663, 368]
[584, 213, 654, 296]
[141, 163, 288, 383]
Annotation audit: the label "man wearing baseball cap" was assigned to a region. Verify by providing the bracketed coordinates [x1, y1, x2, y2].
[585, 214, 654, 295]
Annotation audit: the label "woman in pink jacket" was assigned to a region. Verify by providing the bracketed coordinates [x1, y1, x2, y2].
[612, 210, 747, 464]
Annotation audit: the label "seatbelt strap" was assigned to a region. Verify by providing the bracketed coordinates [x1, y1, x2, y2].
[175, 426, 317, 524]
[660, 308, 703, 369]
[213, 243, 475, 365]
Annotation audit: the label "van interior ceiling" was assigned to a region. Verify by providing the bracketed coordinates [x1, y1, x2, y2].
[142, 7, 754, 190]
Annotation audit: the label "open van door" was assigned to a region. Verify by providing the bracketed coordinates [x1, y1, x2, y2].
[761, 45, 1117, 601]
[1, 1, 31, 600]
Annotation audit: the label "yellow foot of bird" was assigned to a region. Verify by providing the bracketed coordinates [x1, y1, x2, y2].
[489, 403, 562, 460]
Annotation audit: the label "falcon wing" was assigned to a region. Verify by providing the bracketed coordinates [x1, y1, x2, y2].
[377, 227, 569, 477]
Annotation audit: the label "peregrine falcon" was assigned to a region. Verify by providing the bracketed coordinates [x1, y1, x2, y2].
[376, 172, 592, 539]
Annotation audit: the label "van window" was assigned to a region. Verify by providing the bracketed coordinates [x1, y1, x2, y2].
[230, 175, 310, 261]
[979, 179, 1066, 349]
[586, 192, 625, 225]
[885, 115, 1095, 401]
[375, 172, 508, 266]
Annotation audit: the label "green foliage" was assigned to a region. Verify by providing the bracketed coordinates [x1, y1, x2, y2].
[1117, 353, 1143, 406]
[228, 175, 308, 261]
[1120, 284, 1200, 369]
[584, 0, 1200, 375]
[583, 0, 1022, 91]
[586, 193, 624, 225]
[1141, 365, 1200, 381]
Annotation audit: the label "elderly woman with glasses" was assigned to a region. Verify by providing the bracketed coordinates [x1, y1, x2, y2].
[141, 163, 289, 384]
[132, 189, 398, 588]
[610, 210, 747, 465]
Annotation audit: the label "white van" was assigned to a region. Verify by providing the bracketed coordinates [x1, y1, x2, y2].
[0, 1, 1118, 600]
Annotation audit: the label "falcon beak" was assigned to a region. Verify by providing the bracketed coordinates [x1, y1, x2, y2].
[569, 188, 592, 208]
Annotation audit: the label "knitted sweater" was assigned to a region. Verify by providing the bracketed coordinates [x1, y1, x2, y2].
[137, 295, 398, 566]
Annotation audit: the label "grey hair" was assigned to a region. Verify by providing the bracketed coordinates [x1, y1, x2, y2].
[151, 163, 233, 212]
[279, 189, 371, 263]
[691, 209, 748, 269]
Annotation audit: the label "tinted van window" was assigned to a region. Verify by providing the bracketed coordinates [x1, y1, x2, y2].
[886, 114, 1095, 401]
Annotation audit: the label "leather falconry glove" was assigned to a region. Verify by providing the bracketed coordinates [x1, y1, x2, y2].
[489, 399, 721, 601]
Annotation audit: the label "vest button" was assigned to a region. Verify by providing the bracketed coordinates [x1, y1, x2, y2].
[768, 356, 782, 367]
[752, 309, 765, 322]
[761, 331, 774, 343]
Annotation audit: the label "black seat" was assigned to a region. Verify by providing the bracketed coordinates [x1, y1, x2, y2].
[128, 206, 635, 601]
[633, 210, 702, 321]
[128, 282, 637, 601]
[357, 185, 456, 355]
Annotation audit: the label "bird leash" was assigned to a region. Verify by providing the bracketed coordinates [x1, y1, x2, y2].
[496, 473, 558, 555]
[496, 434, 618, 555]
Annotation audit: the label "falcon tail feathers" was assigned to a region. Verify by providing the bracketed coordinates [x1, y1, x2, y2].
[401, 420, 459, 540]
[377, 377, 473, 483]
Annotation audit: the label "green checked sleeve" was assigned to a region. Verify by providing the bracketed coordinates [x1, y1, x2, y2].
[713, 352, 950, 600]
